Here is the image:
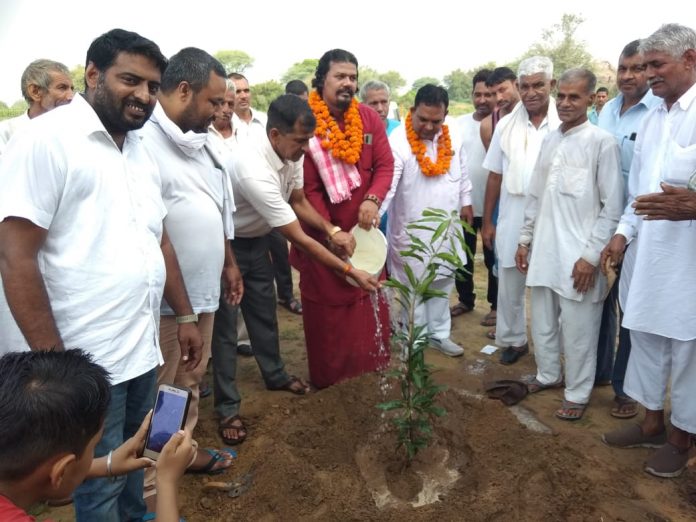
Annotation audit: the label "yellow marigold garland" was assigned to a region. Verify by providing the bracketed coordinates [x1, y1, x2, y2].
[405, 112, 453, 176]
[308, 91, 363, 165]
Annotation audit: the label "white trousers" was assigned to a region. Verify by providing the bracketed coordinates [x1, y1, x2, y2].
[530, 287, 603, 404]
[401, 277, 454, 341]
[496, 266, 528, 347]
[625, 331, 696, 434]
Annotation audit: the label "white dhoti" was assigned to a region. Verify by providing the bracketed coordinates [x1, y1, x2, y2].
[402, 277, 455, 341]
[624, 331, 696, 434]
[496, 266, 528, 347]
[530, 286, 603, 404]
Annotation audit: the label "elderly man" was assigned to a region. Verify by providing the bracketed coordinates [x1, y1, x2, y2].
[360, 80, 400, 135]
[0, 59, 74, 154]
[213, 94, 379, 443]
[0, 29, 201, 521]
[594, 39, 661, 418]
[515, 68, 623, 420]
[209, 79, 236, 145]
[601, 23, 696, 479]
[481, 56, 560, 365]
[383, 84, 472, 356]
[139, 47, 240, 500]
[450, 69, 497, 324]
[290, 49, 394, 389]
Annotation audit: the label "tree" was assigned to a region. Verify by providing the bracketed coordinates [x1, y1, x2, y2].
[378, 70, 406, 94]
[517, 13, 597, 75]
[281, 59, 318, 87]
[215, 50, 254, 74]
[10, 100, 27, 111]
[70, 65, 85, 93]
[251, 80, 284, 112]
[411, 76, 440, 92]
[443, 69, 471, 102]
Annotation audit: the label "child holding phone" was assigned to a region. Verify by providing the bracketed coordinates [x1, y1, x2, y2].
[0, 349, 194, 522]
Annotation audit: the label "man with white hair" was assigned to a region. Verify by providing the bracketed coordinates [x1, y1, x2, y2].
[359, 80, 400, 135]
[601, 23, 696, 479]
[481, 56, 560, 365]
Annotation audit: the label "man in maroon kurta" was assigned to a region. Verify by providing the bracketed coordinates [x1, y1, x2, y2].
[290, 49, 394, 389]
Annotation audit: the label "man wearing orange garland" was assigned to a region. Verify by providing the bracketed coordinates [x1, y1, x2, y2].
[382, 84, 473, 357]
[290, 49, 394, 389]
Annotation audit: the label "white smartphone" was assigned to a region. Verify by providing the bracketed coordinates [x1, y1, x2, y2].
[143, 384, 192, 460]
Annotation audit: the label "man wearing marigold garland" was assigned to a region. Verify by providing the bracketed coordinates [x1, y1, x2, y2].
[289, 49, 394, 389]
[382, 84, 472, 357]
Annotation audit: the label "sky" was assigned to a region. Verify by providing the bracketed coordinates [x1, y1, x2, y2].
[0, 0, 689, 105]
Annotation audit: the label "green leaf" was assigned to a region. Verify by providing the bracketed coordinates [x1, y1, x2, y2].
[377, 400, 405, 411]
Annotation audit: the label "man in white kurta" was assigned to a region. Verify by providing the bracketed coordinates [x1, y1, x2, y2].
[383, 85, 473, 357]
[516, 69, 623, 419]
[482, 56, 560, 365]
[600, 23, 696, 479]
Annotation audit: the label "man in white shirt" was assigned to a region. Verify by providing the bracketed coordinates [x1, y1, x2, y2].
[451, 69, 497, 325]
[209, 79, 236, 146]
[212, 94, 378, 445]
[0, 59, 74, 155]
[229, 72, 267, 144]
[515, 68, 623, 421]
[601, 23, 696, 479]
[481, 56, 560, 365]
[594, 39, 661, 418]
[139, 47, 241, 497]
[0, 29, 202, 521]
[383, 84, 473, 357]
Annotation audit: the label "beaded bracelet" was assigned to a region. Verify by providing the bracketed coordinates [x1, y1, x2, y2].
[363, 194, 381, 208]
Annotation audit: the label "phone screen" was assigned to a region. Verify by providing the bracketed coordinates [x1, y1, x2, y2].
[145, 389, 189, 453]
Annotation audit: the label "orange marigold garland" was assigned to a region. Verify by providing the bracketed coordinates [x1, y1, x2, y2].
[308, 91, 363, 165]
[405, 112, 453, 176]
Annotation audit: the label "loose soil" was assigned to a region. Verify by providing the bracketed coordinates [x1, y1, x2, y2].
[43, 252, 696, 521]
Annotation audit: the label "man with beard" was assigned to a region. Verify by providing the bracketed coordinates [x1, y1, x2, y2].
[0, 29, 202, 521]
[0, 59, 74, 155]
[450, 69, 497, 323]
[594, 39, 661, 418]
[601, 23, 696, 479]
[481, 56, 560, 366]
[213, 94, 379, 443]
[479, 67, 520, 151]
[290, 49, 394, 389]
[139, 48, 241, 505]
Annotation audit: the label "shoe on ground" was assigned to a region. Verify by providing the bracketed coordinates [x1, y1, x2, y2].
[430, 337, 464, 357]
[499, 343, 528, 365]
[601, 423, 667, 449]
[644, 442, 689, 478]
[237, 343, 253, 356]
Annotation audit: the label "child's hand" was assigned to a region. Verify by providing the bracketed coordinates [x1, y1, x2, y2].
[110, 411, 155, 475]
[156, 429, 194, 483]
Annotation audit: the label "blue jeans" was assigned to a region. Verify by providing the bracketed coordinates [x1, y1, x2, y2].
[73, 368, 157, 522]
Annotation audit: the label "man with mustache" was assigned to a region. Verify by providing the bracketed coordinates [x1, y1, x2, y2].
[290, 49, 394, 388]
[481, 56, 559, 366]
[0, 59, 74, 155]
[209, 79, 236, 146]
[139, 48, 240, 501]
[594, 39, 660, 419]
[450, 69, 498, 325]
[0, 29, 202, 520]
[601, 23, 696, 479]
[589, 87, 610, 124]
[515, 68, 623, 421]
[479, 67, 520, 151]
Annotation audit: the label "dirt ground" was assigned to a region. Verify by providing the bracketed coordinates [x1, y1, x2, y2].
[43, 251, 696, 522]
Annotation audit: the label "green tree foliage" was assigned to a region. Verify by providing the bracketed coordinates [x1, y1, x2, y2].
[358, 67, 406, 95]
[70, 65, 85, 93]
[516, 13, 596, 76]
[411, 76, 440, 92]
[281, 59, 318, 87]
[251, 80, 284, 112]
[215, 50, 254, 74]
[10, 100, 28, 111]
[443, 69, 470, 102]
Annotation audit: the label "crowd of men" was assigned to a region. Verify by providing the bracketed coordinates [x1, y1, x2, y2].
[0, 21, 695, 521]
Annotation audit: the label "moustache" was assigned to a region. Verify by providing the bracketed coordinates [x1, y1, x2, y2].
[648, 77, 664, 87]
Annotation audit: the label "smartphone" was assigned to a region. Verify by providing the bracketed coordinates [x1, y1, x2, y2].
[143, 384, 192, 460]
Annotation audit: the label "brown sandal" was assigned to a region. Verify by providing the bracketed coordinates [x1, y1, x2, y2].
[218, 415, 247, 446]
[611, 395, 638, 419]
[268, 375, 309, 395]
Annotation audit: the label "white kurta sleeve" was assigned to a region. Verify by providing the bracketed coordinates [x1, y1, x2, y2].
[580, 138, 624, 265]
[379, 139, 404, 216]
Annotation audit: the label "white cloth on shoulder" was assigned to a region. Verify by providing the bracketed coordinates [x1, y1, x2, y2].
[306, 136, 361, 204]
[500, 99, 560, 195]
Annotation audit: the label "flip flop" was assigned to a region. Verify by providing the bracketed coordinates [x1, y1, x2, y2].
[218, 415, 248, 446]
[480, 310, 497, 327]
[268, 375, 309, 395]
[450, 302, 473, 317]
[187, 448, 237, 475]
[279, 297, 303, 315]
[611, 395, 638, 419]
[486, 329, 496, 340]
[484, 379, 529, 406]
[525, 376, 564, 394]
[555, 400, 586, 421]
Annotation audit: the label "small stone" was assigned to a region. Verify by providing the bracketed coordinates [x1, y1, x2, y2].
[284, 408, 291, 415]
[200, 496, 214, 510]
